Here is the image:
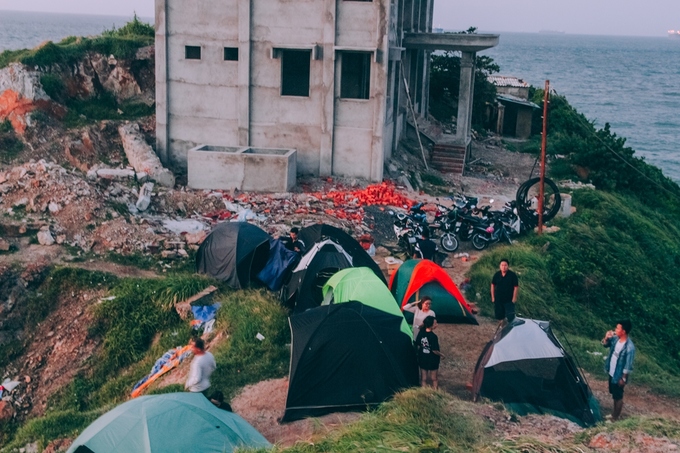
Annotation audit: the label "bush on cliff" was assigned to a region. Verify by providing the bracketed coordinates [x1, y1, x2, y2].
[0, 16, 153, 70]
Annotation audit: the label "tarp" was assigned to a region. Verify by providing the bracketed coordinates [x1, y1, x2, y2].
[281, 239, 353, 312]
[256, 238, 299, 291]
[131, 345, 193, 398]
[389, 259, 478, 325]
[196, 222, 271, 289]
[472, 318, 601, 427]
[67, 392, 271, 453]
[322, 267, 411, 338]
[298, 224, 386, 283]
[282, 302, 418, 422]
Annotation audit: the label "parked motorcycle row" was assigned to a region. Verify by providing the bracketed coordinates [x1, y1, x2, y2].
[389, 178, 562, 254]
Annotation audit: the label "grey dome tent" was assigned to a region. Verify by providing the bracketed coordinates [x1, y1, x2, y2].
[281, 239, 353, 312]
[298, 224, 386, 283]
[196, 222, 271, 289]
[282, 301, 418, 422]
[472, 318, 601, 427]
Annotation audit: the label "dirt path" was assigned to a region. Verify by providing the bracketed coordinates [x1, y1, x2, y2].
[0, 243, 158, 278]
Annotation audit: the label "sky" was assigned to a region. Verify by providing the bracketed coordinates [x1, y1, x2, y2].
[0, 0, 679, 37]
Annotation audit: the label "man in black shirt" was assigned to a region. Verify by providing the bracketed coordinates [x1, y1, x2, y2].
[414, 229, 437, 261]
[491, 258, 519, 322]
[283, 227, 306, 254]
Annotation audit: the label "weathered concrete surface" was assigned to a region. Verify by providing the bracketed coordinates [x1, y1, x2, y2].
[118, 122, 175, 187]
[402, 33, 500, 52]
[187, 145, 296, 192]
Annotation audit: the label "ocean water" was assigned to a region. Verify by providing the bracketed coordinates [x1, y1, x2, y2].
[1, 12, 679, 181]
[0, 10, 151, 52]
[481, 32, 680, 182]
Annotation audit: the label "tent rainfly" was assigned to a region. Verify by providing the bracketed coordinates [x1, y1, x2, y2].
[195, 222, 271, 289]
[322, 267, 411, 339]
[472, 318, 601, 427]
[390, 259, 478, 324]
[282, 302, 419, 422]
[66, 392, 271, 453]
[281, 239, 353, 312]
[298, 224, 386, 283]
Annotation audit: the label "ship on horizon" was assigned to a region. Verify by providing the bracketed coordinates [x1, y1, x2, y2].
[538, 29, 566, 35]
[668, 29, 680, 37]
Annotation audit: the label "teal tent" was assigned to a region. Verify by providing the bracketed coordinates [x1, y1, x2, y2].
[66, 392, 271, 453]
[322, 267, 411, 339]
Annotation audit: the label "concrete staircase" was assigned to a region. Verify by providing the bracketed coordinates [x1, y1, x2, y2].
[431, 143, 467, 175]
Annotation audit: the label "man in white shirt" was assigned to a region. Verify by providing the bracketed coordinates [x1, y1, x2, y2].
[185, 338, 217, 395]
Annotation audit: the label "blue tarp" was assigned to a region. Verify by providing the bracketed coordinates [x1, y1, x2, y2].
[257, 238, 299, 291]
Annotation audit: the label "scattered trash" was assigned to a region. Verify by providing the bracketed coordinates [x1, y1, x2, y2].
[135, 181, 154, 211]
[256, 333, 265, 341]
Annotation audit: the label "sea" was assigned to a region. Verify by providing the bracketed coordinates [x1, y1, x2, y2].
[1, 11, 679, 181]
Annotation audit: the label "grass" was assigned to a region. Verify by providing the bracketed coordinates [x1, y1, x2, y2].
[0, 120, 24, 163]
[252, 389, 493, 453]
[465, 188, 680, 398]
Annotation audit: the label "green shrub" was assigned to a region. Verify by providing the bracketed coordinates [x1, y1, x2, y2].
[0, 120, 24, 163]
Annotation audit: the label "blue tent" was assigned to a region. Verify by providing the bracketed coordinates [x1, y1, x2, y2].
[67, 392, 271, 453]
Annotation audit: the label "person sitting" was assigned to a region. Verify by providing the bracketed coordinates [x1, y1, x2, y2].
[209, 390, 233, 412]
[359, 234, 376, 256]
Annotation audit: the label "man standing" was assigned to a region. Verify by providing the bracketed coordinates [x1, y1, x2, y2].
[491, 258, 519, 322]
[602, 320, 636, 420]
[284, 227, 306, 254]
[185, 338, 216, 395]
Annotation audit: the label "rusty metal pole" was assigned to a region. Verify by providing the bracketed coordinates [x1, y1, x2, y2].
[538, 80, 549, 235]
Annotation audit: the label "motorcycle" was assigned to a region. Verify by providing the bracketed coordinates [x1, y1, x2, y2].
[470, 202, 521, 250]
[389, 209, 427, 256]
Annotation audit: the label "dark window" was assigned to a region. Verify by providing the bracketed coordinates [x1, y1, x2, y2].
[224, 47, 239, 61]
[340, 52, 371, 99]
[185, 46, 201, 60]
[343, 0, 372, 2]
[281, 49, 311, 97]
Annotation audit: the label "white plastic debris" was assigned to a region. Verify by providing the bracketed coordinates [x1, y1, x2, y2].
[256, 333, 265, 341]
[135, 182, 154, 211]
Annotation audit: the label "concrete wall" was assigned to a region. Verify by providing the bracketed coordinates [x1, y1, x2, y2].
[156, 0, 395, 182]
[515, 107, 533, 139]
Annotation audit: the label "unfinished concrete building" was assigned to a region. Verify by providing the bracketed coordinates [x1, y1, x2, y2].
[155, 0, 498, 185]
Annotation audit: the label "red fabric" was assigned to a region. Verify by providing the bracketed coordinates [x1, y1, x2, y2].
[399, 260, 473, 311]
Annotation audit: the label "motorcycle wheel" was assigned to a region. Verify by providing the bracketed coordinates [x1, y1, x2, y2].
[440, 233, 459, 252]
[471, 233, 488, 250]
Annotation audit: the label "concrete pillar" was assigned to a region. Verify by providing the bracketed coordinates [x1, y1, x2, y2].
[237, 0, 251, 146]
[154, 0, 169, 164]
[318, 0, 337, 176]
[455, 51, 475, 142]
[496, 103, 505, 135]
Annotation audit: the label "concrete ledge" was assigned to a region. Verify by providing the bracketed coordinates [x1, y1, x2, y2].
[403, 33, 499, 52]
[188, 145, 296, 192]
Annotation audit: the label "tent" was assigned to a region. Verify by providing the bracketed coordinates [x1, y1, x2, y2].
[281, 239, 353, 312]
[389, 259, 478, 325]
[298, 224, 386, 283]
[471, 318, 601, 427]
[196, 222, 271, 289]
[282, 302, 419, 422]
[256, 238, 299, 291]
[66, 392, 271, 453]
[322, 267, 411, 338]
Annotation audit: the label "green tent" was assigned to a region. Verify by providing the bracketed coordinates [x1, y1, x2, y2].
[66, 392, 271, 453]
[322, 267, 411, 338]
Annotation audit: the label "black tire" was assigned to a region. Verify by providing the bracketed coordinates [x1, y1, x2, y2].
[472, 233, 488, 250]
[440, 233, 459, 252]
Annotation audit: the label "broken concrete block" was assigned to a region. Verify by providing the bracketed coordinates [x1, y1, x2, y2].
[0, 237, 10, 251]
[135, 182, 154, 211]
[136, 171, 149, 183]
[184, 231, 206, 245]
[97, 168, 136, 180]
[119, 123, 175, 187]
[48, 202, 60, 214]
[13, 198, 28, 208]
[37, 229, 55, 246]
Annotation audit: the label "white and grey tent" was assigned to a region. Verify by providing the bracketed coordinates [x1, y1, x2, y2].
[281, 239, 353, 312]
[472, 318, 600, 426]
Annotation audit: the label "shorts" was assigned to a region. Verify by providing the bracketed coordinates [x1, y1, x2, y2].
[608, 380, 624, 401]
[418, 354, 440, 371]
[494, 301, 516, 322]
